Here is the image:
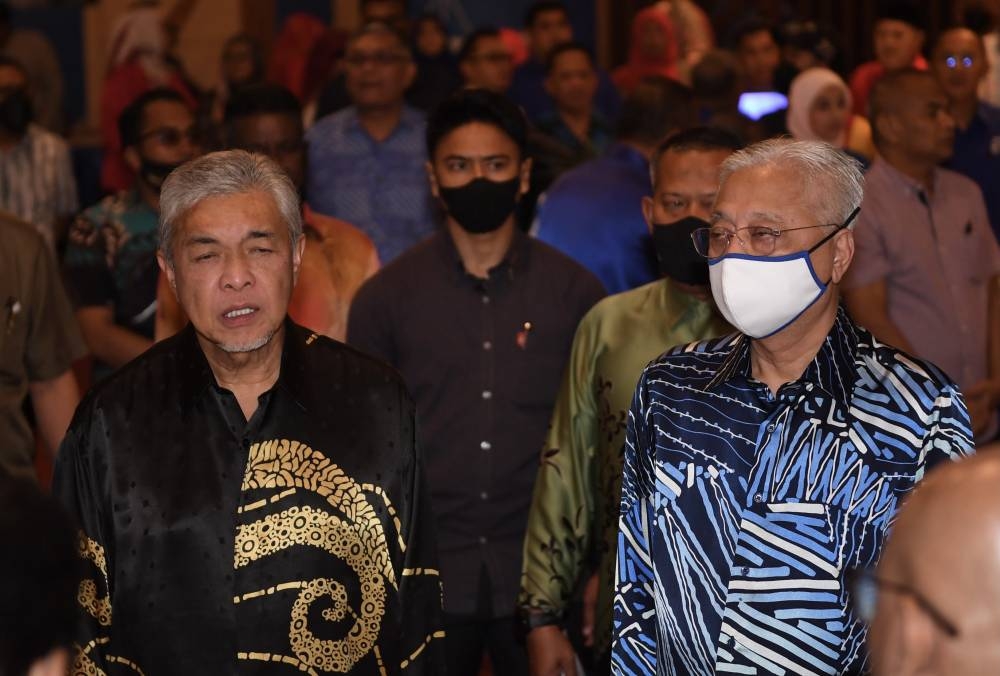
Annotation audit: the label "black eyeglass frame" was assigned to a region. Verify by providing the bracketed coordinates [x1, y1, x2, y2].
[846, 567, 959, 639]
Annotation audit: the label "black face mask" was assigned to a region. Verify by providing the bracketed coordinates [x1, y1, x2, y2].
[438, 177, 520, 234]
[138, 157, 184, 193]
[0, 88, 32, 136]
[652, 215, 711, 286]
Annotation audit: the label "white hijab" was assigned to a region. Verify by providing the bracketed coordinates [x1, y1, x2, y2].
[787, 67, 852, 147]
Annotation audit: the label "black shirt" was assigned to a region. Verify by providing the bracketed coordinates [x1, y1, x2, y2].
[53, 320, 444, 674]
[348, 228, 605, 616]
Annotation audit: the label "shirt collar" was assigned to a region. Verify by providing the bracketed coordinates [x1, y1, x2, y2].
[872, 158, 939, 203]
[705, 305, 860, 405]
[345, 104, 420, 135]
[435, 226, 531, 287]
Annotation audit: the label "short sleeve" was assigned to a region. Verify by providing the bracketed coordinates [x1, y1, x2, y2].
[25, 233, 85, 382]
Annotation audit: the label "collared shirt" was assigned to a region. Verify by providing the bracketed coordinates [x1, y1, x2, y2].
[612, 308, 973, 675]
[0, 123, 77, 249]
[946, 101, 1000, 241]
[509, 59, 622, 123]
[348, 228, 605, 616]
[536, 111, 614, 165]
[535, 143, 658, 295]
[845, 159, 1000, 390]
[0, 216, 85, 482]
[53, 321, 445, 675]
[518, 279, 729, 664]
[306, 105, 437, 263]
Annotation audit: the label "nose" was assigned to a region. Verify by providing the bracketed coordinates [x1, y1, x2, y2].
[220, 251, 254, 291]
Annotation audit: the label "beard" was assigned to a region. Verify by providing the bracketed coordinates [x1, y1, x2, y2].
[217, 326, 277, 354]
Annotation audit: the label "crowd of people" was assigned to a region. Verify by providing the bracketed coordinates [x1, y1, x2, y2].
[4, 0, 1000, 674]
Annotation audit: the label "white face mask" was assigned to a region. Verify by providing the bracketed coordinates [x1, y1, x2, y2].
[708, 208, 858, 339]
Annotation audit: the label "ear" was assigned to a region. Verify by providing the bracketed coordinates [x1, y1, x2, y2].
[518, 157, 533, 196]
[124, 145, 142, 174]
[641, 196, 655, 235]
[156, 249, 177, 293]
[291, 232, 305, 284]
[830, 229, 855, 284]
[425, 160, 440, 199]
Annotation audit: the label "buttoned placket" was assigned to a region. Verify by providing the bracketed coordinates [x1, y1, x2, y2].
[478, 284, 495, 546]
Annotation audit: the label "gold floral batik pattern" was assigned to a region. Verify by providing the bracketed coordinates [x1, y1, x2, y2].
[235, 438, 400, 674]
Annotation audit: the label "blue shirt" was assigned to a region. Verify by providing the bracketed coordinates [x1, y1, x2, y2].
[613, 308, 973, 675]
[509, 59, 621, 122]
[535, 143, 657, 294]
[946, 102, 1000, 242]
[306, 105, 437, 263]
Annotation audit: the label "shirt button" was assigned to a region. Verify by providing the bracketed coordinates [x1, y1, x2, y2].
[482, 295, 490, 305]
[483, 340, 493, 351]
[753, 494, 763, 503]
[480, 441, 492, 451]
[742, 566, 750, 575]
[480, 491, 489, 500]
[478, 535, 488, 545]
[766, 424, 775, 432]
[482, 390, 492, 400]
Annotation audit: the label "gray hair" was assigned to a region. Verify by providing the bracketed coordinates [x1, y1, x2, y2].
[158, 150, 302, 265]
[718, 138, 865, 227]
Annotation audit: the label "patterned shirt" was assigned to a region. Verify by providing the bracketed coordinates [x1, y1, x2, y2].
[613, 308, 973, 675]
[306, 106, 437, 263]
[518, 279, 729, 665]
[0, 123, 78, 249]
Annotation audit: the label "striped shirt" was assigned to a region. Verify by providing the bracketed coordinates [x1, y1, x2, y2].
[0, 124, 77, 249]
[612, 307, 973, 675]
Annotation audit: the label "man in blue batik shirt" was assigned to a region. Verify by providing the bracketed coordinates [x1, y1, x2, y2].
[612, 138, 974, 675]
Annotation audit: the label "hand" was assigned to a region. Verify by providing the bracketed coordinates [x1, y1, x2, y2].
[581, 572, 599, 648]
[527, 625, 578, 676]
[964, 379, 1000, 438]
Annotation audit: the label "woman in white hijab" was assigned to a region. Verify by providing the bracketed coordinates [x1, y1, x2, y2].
[786, 67, 876, 160]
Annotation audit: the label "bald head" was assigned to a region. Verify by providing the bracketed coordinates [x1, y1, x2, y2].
[931, 27, 988, 104]
[868, 452, 1000, 675]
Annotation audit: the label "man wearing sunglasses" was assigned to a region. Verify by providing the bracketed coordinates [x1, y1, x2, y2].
[860, 451, 1000, 674]
[64, 88, 198, 380]
[611, 138, 974, 675]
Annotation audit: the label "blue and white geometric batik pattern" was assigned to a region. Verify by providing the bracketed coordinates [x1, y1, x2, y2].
[612, 308, 973, 676]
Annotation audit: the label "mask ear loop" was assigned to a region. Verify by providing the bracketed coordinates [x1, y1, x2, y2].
[808, 205, 860, 286]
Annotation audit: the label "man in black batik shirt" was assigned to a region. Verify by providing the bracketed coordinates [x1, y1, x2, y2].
[54, 150, 444, 675]
[348, 89, 605, 675]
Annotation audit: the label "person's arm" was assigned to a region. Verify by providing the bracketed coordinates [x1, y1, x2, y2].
[346, 275, 395, 365]
[521, 315, 601, 676]
[28, 370, 80, 459]
[76, 306, 154, 369]
[610, 372, 658, 674]
[842, 280, 916, 353]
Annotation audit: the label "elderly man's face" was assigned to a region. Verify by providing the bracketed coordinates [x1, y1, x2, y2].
[163, 190, 303, 356]
[460, 35, 513, 93]
[712, 164, 852, 280]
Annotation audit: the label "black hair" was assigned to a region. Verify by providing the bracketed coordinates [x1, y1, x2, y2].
[0, 475, 80, 676]
[615, 75, 695, 146]
[876, 0, 926, 32]
[223, 82, 302, 147]
[730, 19, 780, 50]
[691, 49, 739, 99]
[545, 40, 594, 75]
[118, 87, 188, 149]
[348, 21, 413, 58]
[524, 1, 569, 29]
[458, 27, 501, 63]
[426, 88, 528, 159]
[416, 12, 447, 33]
[657, 126, 745, 156]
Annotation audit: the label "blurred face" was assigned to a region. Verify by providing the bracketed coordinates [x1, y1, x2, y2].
[809, 84, 850, 143]
[344, 31, 416, 111]
[738, 29, 781, 90]
[163, 190, 303, 356]
[362, 0, 407, 33]
[545, 49, 597, 114]
[638, 18, 669, 60]
[529, 9, 572, 61]
[460, 35, 513, 93]
[874, 19, 924, 72]
[125, 100, 198, 173]
[645, 148, 732, 225]
[932, 29, 988, 103]
[0, 63, 26, 91]
[416, 18, 447, 57]
[881, 77, 956, 163]
[427, 121, 530, 204]
[229, 113, 306, 193]
[221, 39, 257, 87]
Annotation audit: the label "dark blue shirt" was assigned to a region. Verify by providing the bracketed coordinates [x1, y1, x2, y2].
[534, 143, 657, 294]
[946, 102, 1000, 241]
[509, 58, 621, 123]
[612, 308, 974, 675]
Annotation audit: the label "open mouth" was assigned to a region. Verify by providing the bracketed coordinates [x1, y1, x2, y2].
[222, 306, 258, 320]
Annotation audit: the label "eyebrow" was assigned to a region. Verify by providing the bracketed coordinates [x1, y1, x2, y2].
[183, 230, 277, 247]
[710, 210, 786, 225]
[444, 153, 511, 162]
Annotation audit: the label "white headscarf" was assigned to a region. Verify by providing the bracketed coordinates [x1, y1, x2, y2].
[786, 67, 852, 146]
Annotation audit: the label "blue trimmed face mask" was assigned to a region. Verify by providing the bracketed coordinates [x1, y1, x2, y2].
[709, 208, 859, 338]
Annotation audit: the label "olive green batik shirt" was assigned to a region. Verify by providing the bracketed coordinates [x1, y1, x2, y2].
[517, 279, 730, 663]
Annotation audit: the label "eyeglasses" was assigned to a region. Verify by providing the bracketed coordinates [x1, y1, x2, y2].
[691, 222, 840, 258]
[344, 51, 409, 67]
[941, 54, 976, 70]
[140, 126, 198, 148]
[847, 567, 958, 638]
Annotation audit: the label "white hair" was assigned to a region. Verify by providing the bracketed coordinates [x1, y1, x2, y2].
[158, 150, 302, 265]
[718, 138, 865, 227]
